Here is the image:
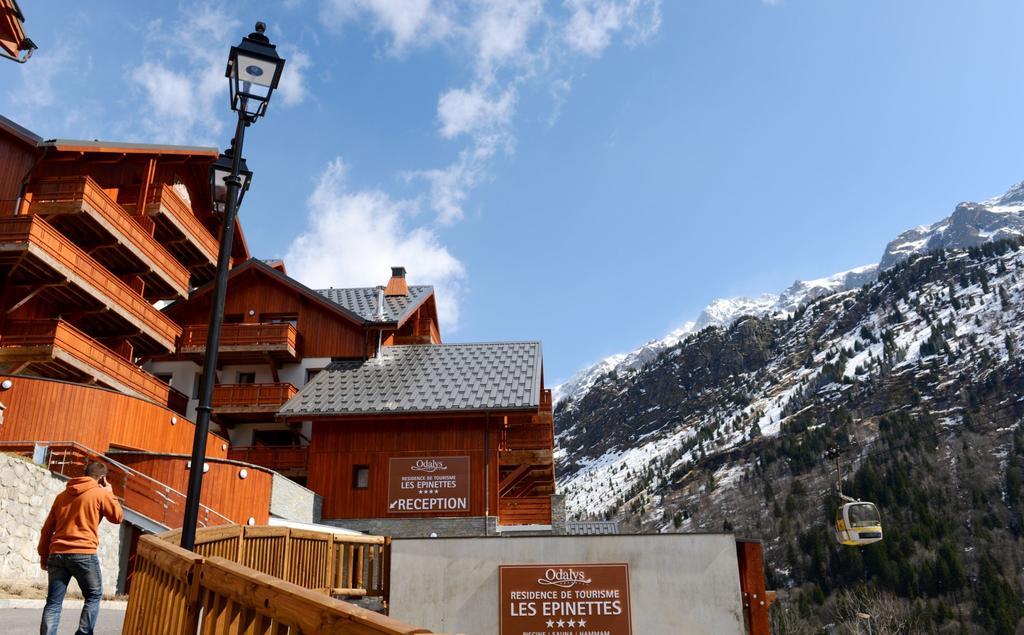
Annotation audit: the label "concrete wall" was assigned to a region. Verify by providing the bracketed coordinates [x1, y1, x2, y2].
[270, 473, 322, 523]
[389, 533, 745, 635]
[0, 454, 123, 596]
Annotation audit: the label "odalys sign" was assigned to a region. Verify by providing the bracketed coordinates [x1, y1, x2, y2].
[387, 456, 470, 513]
[499, 564, 632, 635]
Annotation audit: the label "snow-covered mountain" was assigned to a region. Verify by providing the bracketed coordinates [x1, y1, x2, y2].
[553, 181, 1024, 408]
[880, 181, 1024, 268]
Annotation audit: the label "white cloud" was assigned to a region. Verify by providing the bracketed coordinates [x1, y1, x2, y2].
[437, 85, 516, 139]
[128, 7, 310, 144]
[277, 49, 313, 107]
[320, 0, 455, 53]
[292, 0, 663, 322]
[564, 0, 662, 56]
[14, 41, 74, 109]
[471, 0, 545, 77]
[286, 158, 466, 331]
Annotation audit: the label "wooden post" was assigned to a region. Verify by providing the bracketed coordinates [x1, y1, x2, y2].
[735, 539, 771, 635]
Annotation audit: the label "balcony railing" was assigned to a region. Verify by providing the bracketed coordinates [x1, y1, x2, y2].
[0, 319, 176, 406]
[0, 216, 181, 353]
[212, 382, 298, 410]
[27, 176, 190, 299]
[145, 184, 219, 267]
[498, 496, 552, 526]
[181, 322, 300, 361]
[227, 445, 309, 473]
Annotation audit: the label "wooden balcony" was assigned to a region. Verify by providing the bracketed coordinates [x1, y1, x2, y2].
[212, 382, 298, 423]
[227, 445, 309, 475]
[498, 496, 553, 527]
[181, 322, 300, 363]
[142, 184, 219, 283]
[26, 176, 189, 300]
[0, 319, 176, 405]
[0, 216, 181, 354]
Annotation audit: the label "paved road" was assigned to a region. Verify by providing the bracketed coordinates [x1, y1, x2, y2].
[1, 606, 124, 634]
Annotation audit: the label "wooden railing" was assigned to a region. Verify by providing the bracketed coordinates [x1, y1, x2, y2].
[27, 176, 190, 297]
[502, 423, 554, 451]
[0, 441, 233, 530]
[146, 184, 219, 264]
[0, 216, 181, 351]
[228, 445, 309, 472]
[213, 382, 298, 409]
[174, 525, 390, 600]
[181, 322, 299, 352]
[0, 319, 173, 405]
[125, 531, 438, 635]
[498, 496, 553, 526]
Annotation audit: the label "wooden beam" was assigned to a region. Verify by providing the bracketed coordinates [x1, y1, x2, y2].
[499, 464, 532, 497]
[266, 353, 280, 383]
[736, 540, 771, 635]
[6, 284, 52, 314]
[136, 158, 156, 219]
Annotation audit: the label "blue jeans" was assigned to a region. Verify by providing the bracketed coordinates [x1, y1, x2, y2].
[40, 553, 103, 635]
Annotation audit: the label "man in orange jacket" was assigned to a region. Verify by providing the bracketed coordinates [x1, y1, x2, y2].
[37, 461, 124, 635]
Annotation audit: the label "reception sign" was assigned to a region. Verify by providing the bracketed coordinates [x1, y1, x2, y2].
[387, 456, 470, 513]
[499, 564, 632, 635]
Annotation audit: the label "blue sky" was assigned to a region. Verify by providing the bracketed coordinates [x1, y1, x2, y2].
[5, 1, 1024, 383]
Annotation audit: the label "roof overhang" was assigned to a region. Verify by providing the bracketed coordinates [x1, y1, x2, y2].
[167, 258, 368, 326]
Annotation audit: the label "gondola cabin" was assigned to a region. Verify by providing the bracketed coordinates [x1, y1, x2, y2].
[835, 501, 883, 546]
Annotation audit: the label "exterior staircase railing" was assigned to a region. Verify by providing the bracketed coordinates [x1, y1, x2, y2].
[0, 441, 233, 529]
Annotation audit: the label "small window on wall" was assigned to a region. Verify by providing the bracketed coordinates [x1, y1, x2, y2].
[353, 465, 369, 489]
[223, 314, 244, 324]
[155, 374, 173, 386]
[237, 372, 256, 384]
[305, 368, 323, 384]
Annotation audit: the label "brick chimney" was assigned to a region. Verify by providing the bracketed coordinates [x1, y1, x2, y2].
[384, 266, 408, 297]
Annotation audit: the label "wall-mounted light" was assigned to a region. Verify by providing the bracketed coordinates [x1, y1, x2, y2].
[171, 416, 178, 425]
[239, 469, 248, 480]
[247, 517, 256, 526]
[1, 379, 12, 391]
[248, 309, 255, 316]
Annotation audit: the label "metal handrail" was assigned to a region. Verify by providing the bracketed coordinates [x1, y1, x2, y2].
[0, 440, 234, 528]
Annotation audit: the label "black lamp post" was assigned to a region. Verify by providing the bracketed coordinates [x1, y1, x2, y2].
[181, 21, 284, 551]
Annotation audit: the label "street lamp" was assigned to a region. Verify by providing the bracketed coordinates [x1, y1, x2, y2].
[180, 21, 285, 552]
[209, 148, 252, 215]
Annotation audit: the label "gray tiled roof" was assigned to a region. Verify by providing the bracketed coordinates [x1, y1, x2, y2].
[315, 286, 433, 324]
[279, 342, 543, 416]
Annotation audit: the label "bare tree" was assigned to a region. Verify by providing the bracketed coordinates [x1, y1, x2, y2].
[831, 587, 919, 635]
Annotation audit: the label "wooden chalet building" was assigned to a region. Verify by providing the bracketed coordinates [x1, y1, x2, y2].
[0, 113, 557, 540]
[151, 260, 559, 536]
[0, 115, 291, 535]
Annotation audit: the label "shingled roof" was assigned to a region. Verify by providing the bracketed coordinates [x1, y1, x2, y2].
[316, 285, 433, 324]
[279, 342, 543, 417]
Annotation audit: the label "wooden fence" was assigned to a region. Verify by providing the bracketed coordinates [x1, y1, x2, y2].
[161, 525, 391, 604]
[123, 532, 438, 635]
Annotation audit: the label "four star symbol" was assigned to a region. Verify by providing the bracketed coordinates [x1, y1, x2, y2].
[541, 615, 589, 632]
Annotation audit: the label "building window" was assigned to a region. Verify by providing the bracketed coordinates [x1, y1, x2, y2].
[253, 429, 295, 447]
[237, 372, 256, 384]
[352, 465, 369, 489]
[155, 374, 173, 386]
[223, 314, 244, 324]
[262, 313, 298, 326]
[305, 368, 323, 384]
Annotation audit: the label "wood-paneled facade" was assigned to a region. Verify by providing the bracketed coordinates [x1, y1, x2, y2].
[0, 116, 276, 529]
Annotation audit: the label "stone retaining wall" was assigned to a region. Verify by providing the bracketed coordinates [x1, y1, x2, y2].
[0, 453, 122, 596]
